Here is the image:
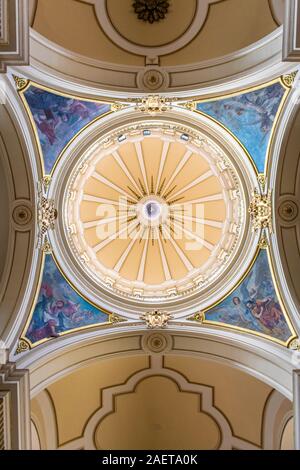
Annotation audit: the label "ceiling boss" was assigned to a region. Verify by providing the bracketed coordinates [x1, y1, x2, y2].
[133, 0, 170, 24]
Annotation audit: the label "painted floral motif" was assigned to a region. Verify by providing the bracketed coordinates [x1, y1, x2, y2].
[25, 255, 109, 344]
[197, 82, 286, 172]
[204, 250, 293, 343]
[24, 86, 111, 173]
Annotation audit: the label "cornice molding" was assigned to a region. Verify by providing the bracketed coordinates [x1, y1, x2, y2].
[283, 0, 300, 61]
[14, 326, 295, 400]
[26, 27, 292, 96]
[0, 0, 29, 73]
[0, 362, 31, 449]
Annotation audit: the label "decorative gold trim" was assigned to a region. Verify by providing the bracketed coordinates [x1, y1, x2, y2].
[37, 180, 58, 250]
[111, 102, 126, 112]
[41, 238, 53, 254]
[135, 95, 172, 114]
[141, 310, 172, 328]
[257, 173, 266, 192]
[187, 312, 204, 323]
[258, 235, 269, 250]
[183, 101, 196, 112]
[42, 175, 52, 188]
[13, 75, 29, 92]
[289, 338, 300, 351]
[109, 313, 127, 324]
[248, 189, 272, 233]
[15, 339, 30, 355]
[281, 71, 298, 88]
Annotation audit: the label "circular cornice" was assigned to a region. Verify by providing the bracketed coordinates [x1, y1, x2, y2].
[48, 107, 258, 319]
[65, 123, 241, 302]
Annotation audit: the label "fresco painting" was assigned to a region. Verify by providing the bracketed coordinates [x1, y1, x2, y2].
[197, 82, 286, 172]
[25, 255, 109, 344]
[24, 85, 111, 173]
[204, 250, 293, 343]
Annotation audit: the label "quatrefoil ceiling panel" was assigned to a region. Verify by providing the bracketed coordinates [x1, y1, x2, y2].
[14, 76, 297, 351]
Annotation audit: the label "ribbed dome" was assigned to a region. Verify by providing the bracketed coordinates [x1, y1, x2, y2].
[65, 122, 244, 301]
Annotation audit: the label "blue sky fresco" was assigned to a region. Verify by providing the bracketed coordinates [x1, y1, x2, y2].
[204, 250, 293, 343]
[25, 255, 109, 344]
[24, 85, 111, 173]
[197, 82, 286, 172]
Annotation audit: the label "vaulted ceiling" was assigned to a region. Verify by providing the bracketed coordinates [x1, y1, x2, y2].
[31, 354, 293, 450]
[31, 0, 280, 66]
[0, 0, 299, 451]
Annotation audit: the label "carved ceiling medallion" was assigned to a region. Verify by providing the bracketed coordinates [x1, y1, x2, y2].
[133, 0, 170, 24]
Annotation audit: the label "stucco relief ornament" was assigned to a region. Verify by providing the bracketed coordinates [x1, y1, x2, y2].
[282, 71, 298, 88]
[289, 338, 300, 351]
[187, 312, 205, 324]
[133, 0, 169, 24]
[136, 95, 171, 115]
[37, 180, 58, 251]
[109, 313, 127, 324]
[257, 173, 266, 192]
[248, 189, 272, 233]
[13, 74, 29, 92]
[141, 310, 172, 328]
[184, 101, 196, 112]
[15, 339, 30, 355]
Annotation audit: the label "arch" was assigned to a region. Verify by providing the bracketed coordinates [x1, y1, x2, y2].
[0, 76, 41, 352]
[269, 80, 300, 334]
[31, 389, 58, 450]
[16, 327, 295, 400]
[262, 389, 293, 449]
[280, 416, 294, 449]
